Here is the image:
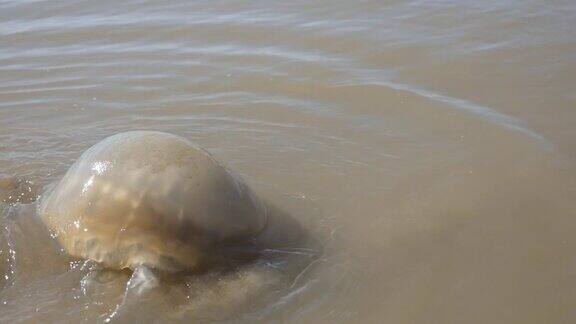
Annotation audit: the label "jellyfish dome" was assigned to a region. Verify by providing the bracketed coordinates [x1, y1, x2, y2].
[39, 131, 267, 272]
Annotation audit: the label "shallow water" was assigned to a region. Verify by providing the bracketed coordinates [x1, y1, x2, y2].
[1, 0, 576, 323]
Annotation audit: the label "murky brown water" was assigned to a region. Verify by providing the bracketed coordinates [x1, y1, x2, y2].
[1, 0, 576, 323]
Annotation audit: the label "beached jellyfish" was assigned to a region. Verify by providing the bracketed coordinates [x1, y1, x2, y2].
[39, 131, 267, 272]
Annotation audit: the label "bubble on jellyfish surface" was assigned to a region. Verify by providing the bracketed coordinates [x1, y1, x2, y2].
[38, 131, 269, 273]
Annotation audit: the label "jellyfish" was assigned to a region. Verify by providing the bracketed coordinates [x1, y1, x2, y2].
[39, 131, 267, 272]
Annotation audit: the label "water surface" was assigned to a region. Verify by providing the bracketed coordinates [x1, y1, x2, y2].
[1, 0, 576, 323]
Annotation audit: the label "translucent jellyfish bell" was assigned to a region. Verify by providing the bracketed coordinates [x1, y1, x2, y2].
[39, 131, 267, 272]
